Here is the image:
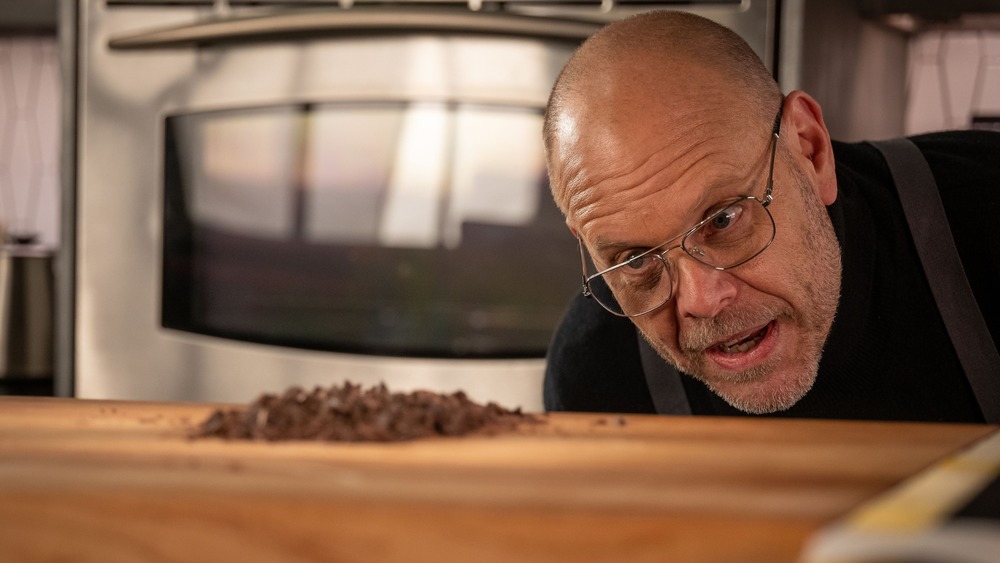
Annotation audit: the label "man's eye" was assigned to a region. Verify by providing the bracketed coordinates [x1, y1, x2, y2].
[710, 208, 739, 230]
[626, 255, 646, 270]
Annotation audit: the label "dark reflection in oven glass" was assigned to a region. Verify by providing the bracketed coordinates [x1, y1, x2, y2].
[162, 101, 578, 358]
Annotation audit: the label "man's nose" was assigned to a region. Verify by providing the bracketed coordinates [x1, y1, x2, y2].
[672, 255, 738, 319]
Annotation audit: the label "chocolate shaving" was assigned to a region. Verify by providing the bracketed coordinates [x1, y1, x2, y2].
[193, 382, 538, 442]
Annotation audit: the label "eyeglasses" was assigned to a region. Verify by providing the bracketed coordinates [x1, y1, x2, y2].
[579, 103, 783, 318]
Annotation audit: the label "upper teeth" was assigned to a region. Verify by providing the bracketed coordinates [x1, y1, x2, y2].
[720, 328, 766, 354]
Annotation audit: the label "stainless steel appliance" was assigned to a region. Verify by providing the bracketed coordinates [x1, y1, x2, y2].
[0, 244, 55, 392]
[61, 0, 779, 409]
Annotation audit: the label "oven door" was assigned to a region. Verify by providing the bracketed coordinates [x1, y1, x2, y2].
[70, 4, 598, 409]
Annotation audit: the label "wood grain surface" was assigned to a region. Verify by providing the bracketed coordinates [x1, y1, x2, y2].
[0, 396, 994, 562]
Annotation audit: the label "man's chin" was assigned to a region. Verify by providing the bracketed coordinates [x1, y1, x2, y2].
[701, 365, 817, 414]
[640, 327, 820, 415]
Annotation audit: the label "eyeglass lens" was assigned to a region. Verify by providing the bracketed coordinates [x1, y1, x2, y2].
[589, 197, 775, 316]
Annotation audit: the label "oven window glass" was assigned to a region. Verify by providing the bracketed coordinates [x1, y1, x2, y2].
[162, 102, 578, 358]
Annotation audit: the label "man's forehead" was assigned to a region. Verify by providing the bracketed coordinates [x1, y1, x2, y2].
[565, 125, 746, 208]
[552, 79, 762, 244]
[559, 115, 733, 201]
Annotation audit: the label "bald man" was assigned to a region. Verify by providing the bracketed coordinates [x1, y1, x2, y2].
[542, 11, 1000, 422]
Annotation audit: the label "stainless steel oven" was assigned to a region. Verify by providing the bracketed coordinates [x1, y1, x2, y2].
[61, 0, 778, 409]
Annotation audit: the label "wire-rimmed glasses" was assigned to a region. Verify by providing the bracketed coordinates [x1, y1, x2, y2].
[579, 104, 783, 318]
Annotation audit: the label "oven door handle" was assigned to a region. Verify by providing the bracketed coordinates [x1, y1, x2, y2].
[108, 8, 599, 49]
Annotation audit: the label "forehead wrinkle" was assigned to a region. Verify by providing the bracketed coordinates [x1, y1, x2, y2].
[569, 131, 735, 240]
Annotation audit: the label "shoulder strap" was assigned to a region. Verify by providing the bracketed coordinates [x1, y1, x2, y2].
[870, 138, 1000, 423]
[637, 332, 692, 415]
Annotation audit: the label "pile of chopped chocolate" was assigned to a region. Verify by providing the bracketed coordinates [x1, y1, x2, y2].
[193, 382, 538, 442]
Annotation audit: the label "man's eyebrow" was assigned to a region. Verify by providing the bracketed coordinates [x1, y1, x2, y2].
[590, 237, 639, 256]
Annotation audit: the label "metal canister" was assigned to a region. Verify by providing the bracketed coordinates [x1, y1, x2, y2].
[0, 244, 55, 380]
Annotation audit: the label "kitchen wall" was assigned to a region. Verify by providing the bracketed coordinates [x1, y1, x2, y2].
[907, 30, 1000, 134]
[0, 34, 60, 248]
[789, 0, 909, 142]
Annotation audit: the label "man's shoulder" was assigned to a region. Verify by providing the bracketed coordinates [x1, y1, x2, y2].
[831, 130, 1000, 208]
[909, 130, 1000, 192]
[839, 129, 1000, 362]
[832, 129, 1000, 181]
[543, 293, 654, 413]
[908, 128, 1000, 155]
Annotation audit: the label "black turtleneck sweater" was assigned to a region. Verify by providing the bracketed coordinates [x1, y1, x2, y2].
[543, 130, 1000, 423]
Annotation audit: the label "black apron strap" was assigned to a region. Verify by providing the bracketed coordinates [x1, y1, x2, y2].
[871, 138, 1000, 423]
[638, 333, 692, 415]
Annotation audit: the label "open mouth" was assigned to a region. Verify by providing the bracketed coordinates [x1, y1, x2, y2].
[714, 322, 772, 355]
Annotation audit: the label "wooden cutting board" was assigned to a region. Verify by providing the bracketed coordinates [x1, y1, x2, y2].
[0, 396, 994, 562]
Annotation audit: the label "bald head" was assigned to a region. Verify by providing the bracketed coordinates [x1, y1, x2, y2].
[543, 11, 782, 211]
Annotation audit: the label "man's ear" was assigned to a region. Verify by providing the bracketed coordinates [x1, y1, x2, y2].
[784, 90, 837, 206]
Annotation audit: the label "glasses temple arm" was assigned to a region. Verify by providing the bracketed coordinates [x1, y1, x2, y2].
[762, 102, 783, 206]
[577, 237, 594, 298]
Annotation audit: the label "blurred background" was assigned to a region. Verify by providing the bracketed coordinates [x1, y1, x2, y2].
[1, 0, 998, 407]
